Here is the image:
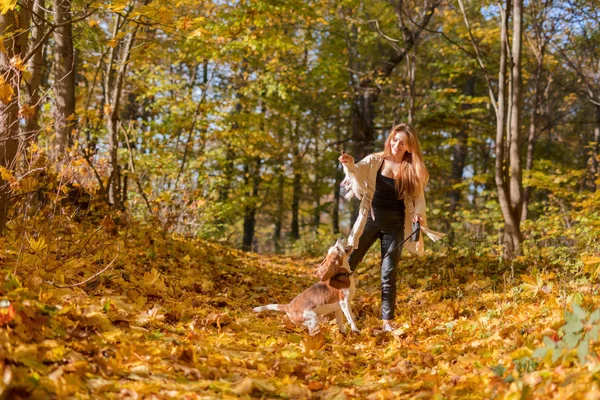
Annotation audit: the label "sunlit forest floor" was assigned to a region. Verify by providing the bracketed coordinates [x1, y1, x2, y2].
[1, 218, 599, 399]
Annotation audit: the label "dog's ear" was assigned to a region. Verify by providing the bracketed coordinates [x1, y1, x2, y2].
[314, 252, 339, 282]
[329, 274, 351, 289]
[313, 258, 328, 280]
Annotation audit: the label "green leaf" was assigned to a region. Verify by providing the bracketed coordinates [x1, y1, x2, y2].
[563, 332, 582, 349]
[589, 310, 600, 324]
[578, 340, 589, 365]
[551, 348, 563, 364]
[543, 336, 557, 348]
[490, 364, 506, 377]
[589, 324, 600, 341]
[564, 310, 578, 325]
[572, 303, 588, 321]
[532, 347, 548, 359]
[563, 321, 584, 334]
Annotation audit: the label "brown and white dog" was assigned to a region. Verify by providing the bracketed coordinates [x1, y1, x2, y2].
[253, 238, 360, 335]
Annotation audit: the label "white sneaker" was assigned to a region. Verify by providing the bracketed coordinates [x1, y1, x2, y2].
[382, 322, 394, 332]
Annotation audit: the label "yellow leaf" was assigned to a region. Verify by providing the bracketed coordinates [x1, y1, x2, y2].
[0, 167, 16, 184]
[20, 176, 38, 193]
[0, 76, 15, 104]
[143, 268, 161, 286]
[27, 236, 47, 253]
[19, 104, 36, 120]
[302, 331, 324, 352]
[232, 377, 253, 395]
[158, 6, 172, 23]
[0, 0, 17, 14]
[582, 256, 600, 266]
[10, 56, 26, 72]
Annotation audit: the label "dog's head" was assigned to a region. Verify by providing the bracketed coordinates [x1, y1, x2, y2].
[313, 238, 352, 287]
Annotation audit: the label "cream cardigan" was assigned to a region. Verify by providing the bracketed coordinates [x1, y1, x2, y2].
[341, 153, 444, 256]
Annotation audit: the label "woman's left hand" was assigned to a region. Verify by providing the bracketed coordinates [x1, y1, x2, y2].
[413, 214, 424, 224]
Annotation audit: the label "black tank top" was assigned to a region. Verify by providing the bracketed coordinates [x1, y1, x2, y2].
[372, 165, 405, 211]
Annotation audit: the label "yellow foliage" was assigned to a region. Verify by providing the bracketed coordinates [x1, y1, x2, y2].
[18, 104, 36, 120]
[0, 76, 14, 104]
[0, 212, 598, 399]
[0, 0, 17, 14]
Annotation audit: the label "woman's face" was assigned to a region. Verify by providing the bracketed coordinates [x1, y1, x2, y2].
[390, 132, 409, 156]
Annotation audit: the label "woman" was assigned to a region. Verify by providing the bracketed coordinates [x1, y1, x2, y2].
[339, 123, 442, 332]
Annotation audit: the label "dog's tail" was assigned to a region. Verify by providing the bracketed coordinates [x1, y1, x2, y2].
[253, 304, 289, 313]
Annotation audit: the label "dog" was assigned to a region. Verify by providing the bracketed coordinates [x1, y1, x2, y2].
[253, 238, 360, 335]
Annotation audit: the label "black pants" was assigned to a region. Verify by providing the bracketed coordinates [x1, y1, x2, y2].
[348, 208, 404, 320]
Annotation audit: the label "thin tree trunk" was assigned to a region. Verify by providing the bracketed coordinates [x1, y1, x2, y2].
[406, 50, 416, 124]
[291, 165, 301, 241]
[218, 144, 235, 202]
[274, 163, 285, 252]
[351, 2, 438, 161]
[509, 0, 524, 223]
[242, 157, 261, 252]
[448, 77, 474, 215]
[24, 0, 46, 143]
[52, 0, 75, 157]
[106, 24, 138, 206]
[312, 136, 320, 232]
[521, 47, 546, 220]
[458, 0, 524, 258]
[506, 0, 524, 254]
[0, 6, 31, 233]
[494, 0, 517, 257]
[591, 105, 600, 191]
[333, 163, 342, 235]
[521, 106, 536, 221]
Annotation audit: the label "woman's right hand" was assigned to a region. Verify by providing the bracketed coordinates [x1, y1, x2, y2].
[338, 153, 354, 164]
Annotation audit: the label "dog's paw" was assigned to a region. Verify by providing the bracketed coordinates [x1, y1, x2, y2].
[351, 328, 361, 334]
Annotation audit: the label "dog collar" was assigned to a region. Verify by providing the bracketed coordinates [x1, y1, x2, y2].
[334, 271, 353, 278]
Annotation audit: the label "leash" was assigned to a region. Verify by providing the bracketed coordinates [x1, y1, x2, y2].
[381, 221, 421, 260]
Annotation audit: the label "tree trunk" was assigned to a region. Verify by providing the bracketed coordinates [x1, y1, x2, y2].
[218, 144, 235, 202]
[406, 50, 416, 124]
[448, 77, 474, 215]
[506, 0, 524, 254]
[242, 157, 261, 252]
[591, 105, 600, 191]
[24, 0, 46, 143]
[274, 163, 285, 252]
[105, 23, 137, 206]
[312, 137, 320, 232]
[333, 163, 342, 235]
[494, 0, 522, 258]
[291, 166, 301, 241]
[521, 47, 547, 221]
[350, 2, 438, 160]
[52, 0, 75, 157]
[493, 0, 524, 258]
[0, 6, 31, 234]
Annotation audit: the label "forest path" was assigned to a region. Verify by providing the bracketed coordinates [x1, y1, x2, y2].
[0, 229, 584, 398]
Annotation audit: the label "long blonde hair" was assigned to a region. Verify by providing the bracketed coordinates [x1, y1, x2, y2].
[379, 123, 429, 199]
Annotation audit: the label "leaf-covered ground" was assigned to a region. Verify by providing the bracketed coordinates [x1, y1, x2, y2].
[1, 221, 599, 399]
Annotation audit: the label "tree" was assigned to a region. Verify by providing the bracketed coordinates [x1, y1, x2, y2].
[458, 0, 525, 257]
[104, 12, 138, 207]
[23, 0, 46, 142]
[0, 3, 31, 233]
[551, 0, 600, 191]
[52, 0, 75, 157]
